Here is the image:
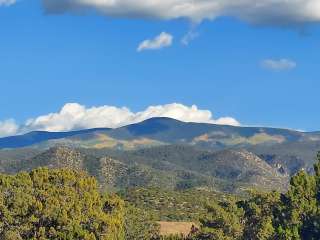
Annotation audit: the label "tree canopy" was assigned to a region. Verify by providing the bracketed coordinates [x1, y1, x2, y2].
[0, 168, 124, 240]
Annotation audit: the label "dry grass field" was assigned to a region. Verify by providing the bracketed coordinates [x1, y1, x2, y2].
[158, 221, 198, 237]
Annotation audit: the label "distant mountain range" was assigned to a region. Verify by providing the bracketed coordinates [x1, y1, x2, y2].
[1, 117, 319, 150]
[0, 128, 110, 149]
[0, 117, 319, 193]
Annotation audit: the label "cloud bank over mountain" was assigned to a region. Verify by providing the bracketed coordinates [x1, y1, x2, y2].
[42, 0, 320, 26]
[0, 120, 19, 138]
[0, 103, 240, 137]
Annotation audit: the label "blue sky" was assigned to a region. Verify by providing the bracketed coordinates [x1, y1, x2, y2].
[1, 0, 320, 135]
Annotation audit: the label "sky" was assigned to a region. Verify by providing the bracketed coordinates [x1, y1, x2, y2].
[1, 0, 320, 136]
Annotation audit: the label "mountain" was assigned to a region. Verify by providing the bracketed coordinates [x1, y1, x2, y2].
[107, 117, 304, 143]
[0, 117, 319, 193]
[2, 146, 214, 191]
[1, 117, 318, 150]
[0, 145, 287, 193]
[95, 145, 288, 192]
[249, 140, 320, 175]
[0, 128, 110, 149]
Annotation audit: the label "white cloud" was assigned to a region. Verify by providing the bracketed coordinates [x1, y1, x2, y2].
[23, 103, 133, 132]
[132, 104, 239, 126]
[42, 0, 320, 26]
[137, 32, 173, 52]
[0, 119, 19, 137]
[181, 30, 199, 45]
[212, 117, 241, 127]
[261, 58, 297, 71]
[0, 103, 239, 136]
[0, 0, 16, 6]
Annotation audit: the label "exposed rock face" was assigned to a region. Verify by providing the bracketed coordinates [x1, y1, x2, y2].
[196, 149, 288, 191]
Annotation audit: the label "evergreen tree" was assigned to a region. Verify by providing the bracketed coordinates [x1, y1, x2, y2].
[124, 204, 159, 240]
[240, 191, 281, 240]
[276, 152, 320, 239]
[0, 168, 125, 240]
[196, 197, 244, 240]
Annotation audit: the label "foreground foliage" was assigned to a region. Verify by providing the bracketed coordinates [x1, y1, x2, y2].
[2, 153, 320, 240]
[0, 168, 124, 240]
[124, 204, 159, 240]
[190, 153, 320, 240]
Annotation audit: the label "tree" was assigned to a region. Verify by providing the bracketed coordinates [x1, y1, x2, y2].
[124, 204, 159, 240]
[0, 168, 125, 240]
[193, 152, 320, 240]
[196, 197, 244, 240]
[240, 191, 281, 240]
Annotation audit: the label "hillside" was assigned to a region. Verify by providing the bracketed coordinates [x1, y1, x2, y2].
[0, 118, 319, 175]
[100, 145, 288, 192]
[0, 145, 287, 193]
[0, 128, 110, 149]
[249, 140, 320, 175]
[0, 146, 213, 191]
[1, 118, 318, 151]
[1, 117, 319, 193]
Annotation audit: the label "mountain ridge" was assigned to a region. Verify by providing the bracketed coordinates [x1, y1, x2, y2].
[0, 117, 319, 188]
[0, 145, 287, 193]
[1, 117, 318, 150]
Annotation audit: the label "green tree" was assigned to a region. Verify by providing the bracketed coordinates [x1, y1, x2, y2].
[276, 153, 320, 240]
[196, 197, 244, 240]
[124, 204, 159, 240]
[240, 191, 281, 240]
[0, 168, 124, 240]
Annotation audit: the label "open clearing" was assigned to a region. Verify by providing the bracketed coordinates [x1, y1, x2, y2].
[158, 221, 197, 236]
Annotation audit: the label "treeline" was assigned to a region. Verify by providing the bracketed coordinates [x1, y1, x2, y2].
[1, 154, 320, 239]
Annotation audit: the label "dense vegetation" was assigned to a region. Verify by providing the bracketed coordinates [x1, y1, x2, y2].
[120, 188, 227, 222]
[0, 145, 289, 194]
[1, 153, 320, 239]
[122, 152, 320, 240]
[0, 168, 124, 240]
[190, 152, 320, 240]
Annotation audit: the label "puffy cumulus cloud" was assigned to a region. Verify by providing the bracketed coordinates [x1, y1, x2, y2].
[134, 104, 214, 124]
[23, 103, 133, 132]
[137, 32, 173, 51]
[261, 58, 297, 71]
[42, 0, 320, 26]
[0, 119, 19, 137]
[17, 103, 240, 133]
[0, 0, 16, 6]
